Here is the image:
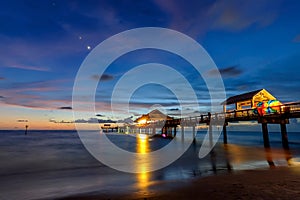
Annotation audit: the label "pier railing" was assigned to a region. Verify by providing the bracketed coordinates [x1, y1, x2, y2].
[141, 102, 300, 127]
[120, 102, 300, 149]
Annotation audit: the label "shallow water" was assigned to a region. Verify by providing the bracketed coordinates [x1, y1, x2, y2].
[0, 130, 299, 200]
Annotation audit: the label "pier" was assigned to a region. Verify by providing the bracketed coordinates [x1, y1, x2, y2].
[120, 89, 300, 149]
[100, 123, 119, 132]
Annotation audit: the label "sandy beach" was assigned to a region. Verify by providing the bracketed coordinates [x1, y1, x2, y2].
[59, 166, 300, 200]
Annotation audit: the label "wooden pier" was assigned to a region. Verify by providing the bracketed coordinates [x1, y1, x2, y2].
[122, 89, 300, 149]
[100, 123, 119, 132]
[130, 101, 300, 149]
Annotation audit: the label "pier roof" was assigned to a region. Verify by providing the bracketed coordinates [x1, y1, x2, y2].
[135, 109, 173, 123]
[222, 89, 265, 105]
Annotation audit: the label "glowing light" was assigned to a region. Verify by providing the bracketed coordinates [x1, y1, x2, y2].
[135, 134, 151, 191]
[138, 119, 147, 125]
[287, 158, 300, 166]
[254, 100, 282, 116]
[138, 133, 147, 140]
[139, 171, 148, 183]
[137, 134, 148, 154]
[87, 45, 91, 50]
[136, 137, 150, 190]
[137, 165, 150, 191]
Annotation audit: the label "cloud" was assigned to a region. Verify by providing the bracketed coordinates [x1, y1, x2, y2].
[117, 116, 133, 124]
[293, 34, 300, 43]
[49, 119, 56, 123]
[154, 0, 281, 37]
[128, 101, 180, 108]
[91, 75, 100, 81]
[0, 77, 5, 80]
[49, 119, 73, 123]
[219, 66, 243, 77]
[58, 106, 72, 110]
[91, 74, 114, 81]
[207, 65, 242, 78]
[0, 78, 74, 110]
[74, 118, 116, 124]
[0, 96, 4, 99]
[153, 0, 212, 37]
[208, 0, 280, 31]
[2, 94, 72, 110]
[167, 108, 180, 111]
[101, 74, 114, 81]
[5, 64, 50, 72]
[221, 54, 300, 104]
[74, 118, 97, 123]
[8, 80, 63, 92]
[17, 119, 28, 122]
[98, 119, 117, 123]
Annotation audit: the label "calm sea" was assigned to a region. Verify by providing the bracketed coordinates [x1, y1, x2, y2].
[0, 130, 299, 200]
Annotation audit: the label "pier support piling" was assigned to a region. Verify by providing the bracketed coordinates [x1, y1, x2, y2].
[168, 127, 171, 137]
[262, 123, 270, 148]
[209, 123, 213, 147]
[25, 125, 28, 135]
[162, 127, 166, 136]
[152, 127, 156, 135]
[223, 124, 227, 144]
[280, 123, 289, 149]
[192, 126, 196, 141]
[208, 112, 213, 146]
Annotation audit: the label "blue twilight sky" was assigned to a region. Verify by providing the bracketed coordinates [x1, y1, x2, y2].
[1, 0, 300, 129]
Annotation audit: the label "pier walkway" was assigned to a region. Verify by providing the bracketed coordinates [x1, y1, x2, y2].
[137, 102, 300, 149]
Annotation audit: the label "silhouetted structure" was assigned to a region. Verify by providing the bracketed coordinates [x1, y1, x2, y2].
[25, 125, 28, 135]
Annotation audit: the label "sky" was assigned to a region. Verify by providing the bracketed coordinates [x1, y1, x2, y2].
[1, 0, 300, 130]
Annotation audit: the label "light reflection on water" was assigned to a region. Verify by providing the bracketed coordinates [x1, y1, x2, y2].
[136, 134, 151, 191]
[223, 143, 299, 170]
[136, 134, 150, 154]
[132, 132, 300, 193]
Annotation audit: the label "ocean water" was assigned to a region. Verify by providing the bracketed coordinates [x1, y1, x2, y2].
[0, 130, 299, 200]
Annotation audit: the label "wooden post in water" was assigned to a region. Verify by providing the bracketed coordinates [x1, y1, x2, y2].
[209, 123, 213, 146]
[181, 126, 184, 140]
[262, 123, 270, 148]
[25, 125, 28, 135]
[174, 127, 177, 137]
[280, 123, 289, 149]
[223, 124, 227, 144]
